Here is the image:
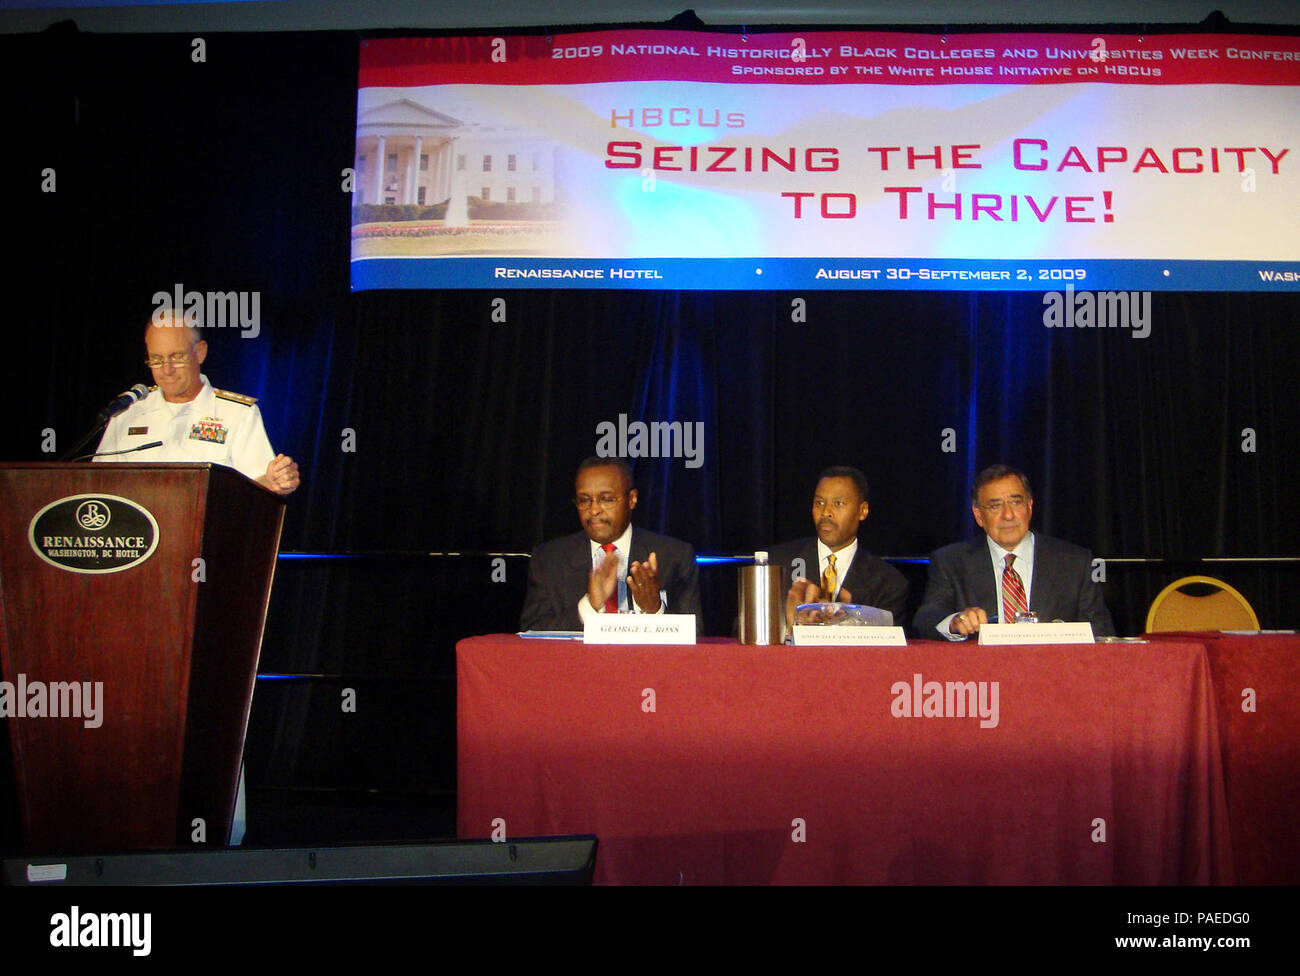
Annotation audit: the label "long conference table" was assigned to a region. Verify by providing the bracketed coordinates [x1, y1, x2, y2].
[457, 632, 1296, 884]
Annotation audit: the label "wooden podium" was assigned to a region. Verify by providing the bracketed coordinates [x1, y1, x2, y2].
[0, 463, 285, 853]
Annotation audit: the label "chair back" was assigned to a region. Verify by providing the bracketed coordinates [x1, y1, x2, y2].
[1145, 575, 1259, 632]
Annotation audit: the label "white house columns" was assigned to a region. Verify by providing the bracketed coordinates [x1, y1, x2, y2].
[371, 134, 386, 204]
[354, 96, 557, 223]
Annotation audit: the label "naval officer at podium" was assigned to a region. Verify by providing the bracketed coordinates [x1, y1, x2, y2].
[95, 307, 299, 495]
[93, 306, 300, 845]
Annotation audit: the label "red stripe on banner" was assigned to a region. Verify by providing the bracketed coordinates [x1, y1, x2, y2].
[359, 31, 1300, 88]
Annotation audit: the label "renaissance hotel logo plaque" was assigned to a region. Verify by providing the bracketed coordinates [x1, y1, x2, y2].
[28, 494, 160, 574]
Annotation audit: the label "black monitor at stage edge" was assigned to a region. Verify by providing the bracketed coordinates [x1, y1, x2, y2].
[2, 836, 598, 887]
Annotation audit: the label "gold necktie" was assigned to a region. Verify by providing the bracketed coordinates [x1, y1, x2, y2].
[821, 552, 838, 600]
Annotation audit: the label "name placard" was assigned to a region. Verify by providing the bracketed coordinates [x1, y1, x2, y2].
[584, 613, 696, 644]
[792, 626, 908, 646]
[978, 622, 1095, 645]
[26, 863, 68, 883]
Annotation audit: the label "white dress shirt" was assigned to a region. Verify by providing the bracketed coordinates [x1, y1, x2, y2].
[817, 537, 858, 601]
[936, 532, 1036, 639]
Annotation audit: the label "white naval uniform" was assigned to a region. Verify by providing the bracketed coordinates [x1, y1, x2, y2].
[94, 374, 274, 482]
[94, 373, 274, 846]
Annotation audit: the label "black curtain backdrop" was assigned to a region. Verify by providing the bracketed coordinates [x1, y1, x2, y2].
[2, 23, 1297, 849]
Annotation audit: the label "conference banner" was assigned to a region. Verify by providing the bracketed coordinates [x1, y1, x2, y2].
[351, 30, 1300, 291]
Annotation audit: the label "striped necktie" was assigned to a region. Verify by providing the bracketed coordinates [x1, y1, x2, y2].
[1002, 553, 1028, 622]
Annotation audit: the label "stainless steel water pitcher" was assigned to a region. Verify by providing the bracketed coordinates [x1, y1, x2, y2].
[738, 551, 783, 645]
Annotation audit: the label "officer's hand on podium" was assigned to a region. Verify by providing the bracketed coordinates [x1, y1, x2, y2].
[259, 454, 300, 495]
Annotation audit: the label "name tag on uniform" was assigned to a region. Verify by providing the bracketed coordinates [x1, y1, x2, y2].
[128, 426, 149, 436]
[189, 418, 229, 444]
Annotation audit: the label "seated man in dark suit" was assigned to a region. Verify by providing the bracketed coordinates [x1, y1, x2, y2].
[770, 466, 908, 629]
[914, 464, 1116, 639]
[520, 457, 702, 631]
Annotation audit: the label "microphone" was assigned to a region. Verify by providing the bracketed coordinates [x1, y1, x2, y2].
[75, 440, 164, 462]
[96, 384, 149, 422]
[58, 386, 152, 462]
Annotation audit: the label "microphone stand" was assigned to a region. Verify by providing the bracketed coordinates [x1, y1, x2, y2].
[58, 419, 110, 462]
[59, 384, 151, 462]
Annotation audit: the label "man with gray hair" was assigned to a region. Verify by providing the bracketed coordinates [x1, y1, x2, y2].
[93, 308, 300, 846]
[914, 464, 1114, 639]
[95, 309, 299, 494]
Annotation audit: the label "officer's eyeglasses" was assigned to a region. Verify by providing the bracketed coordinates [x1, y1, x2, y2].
[145, 350, 195, 368]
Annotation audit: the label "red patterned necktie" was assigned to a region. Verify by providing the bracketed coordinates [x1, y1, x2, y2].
[601, 543, 619, 613]
[1002, 553, 1028, 622]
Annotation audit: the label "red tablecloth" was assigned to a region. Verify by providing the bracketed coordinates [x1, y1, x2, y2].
[1146, 631, 1300, 884]
[457, 636, 1234, 884]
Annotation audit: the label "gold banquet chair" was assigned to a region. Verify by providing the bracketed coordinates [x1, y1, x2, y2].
[1145, 575, 1260, 633]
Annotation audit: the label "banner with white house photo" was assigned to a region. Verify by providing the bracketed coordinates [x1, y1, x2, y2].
[351, 29, 1300, 291]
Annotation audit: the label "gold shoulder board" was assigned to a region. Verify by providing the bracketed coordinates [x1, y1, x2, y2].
[214, 388, 258, 406]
